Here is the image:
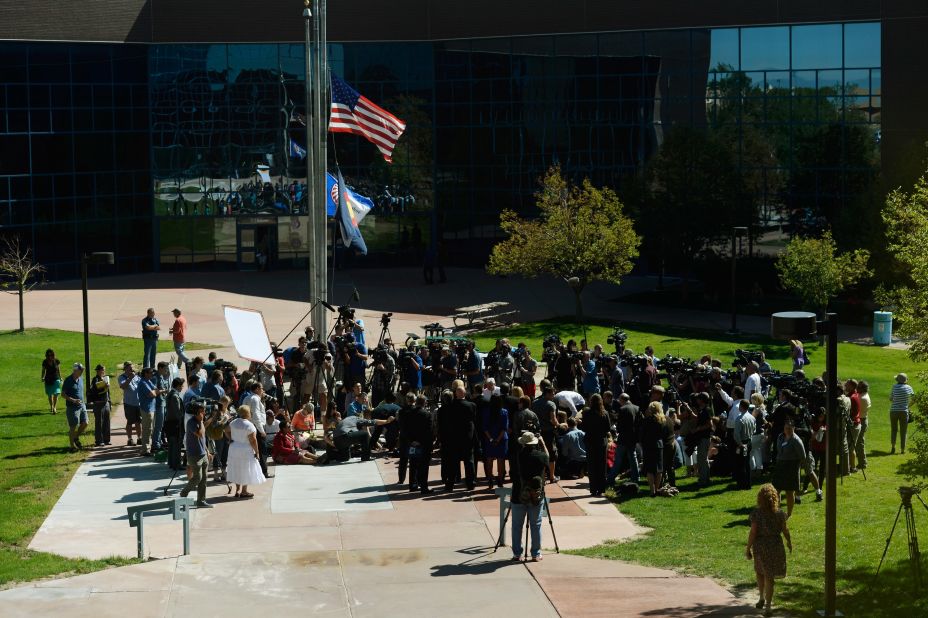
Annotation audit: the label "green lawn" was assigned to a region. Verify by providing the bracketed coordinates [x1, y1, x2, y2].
[0, 328, 210, 587]
[476, 318, 924, 617]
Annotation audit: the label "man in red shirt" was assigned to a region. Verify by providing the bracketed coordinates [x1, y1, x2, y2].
[169, 308, 191, 371]
[845, 379, 862, 472]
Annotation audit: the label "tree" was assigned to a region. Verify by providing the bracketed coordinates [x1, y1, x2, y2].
[881, 165, 928, 482]
[775, 231, 870, 314]
[0, 236, 46, 332]
[487, 167, 641, 322]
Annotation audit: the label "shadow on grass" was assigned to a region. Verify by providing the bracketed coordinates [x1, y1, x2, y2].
[723, 506, 753, 529]
[3, 445, 74, 460]
[1, 410, 51, 419]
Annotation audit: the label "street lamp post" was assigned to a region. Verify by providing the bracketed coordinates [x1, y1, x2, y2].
[728, 226, 748, 335]
[771, 311, 841, 617]
[81, 252, 115, 397]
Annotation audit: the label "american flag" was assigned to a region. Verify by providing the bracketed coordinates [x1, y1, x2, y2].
[329, 73, 406, 163]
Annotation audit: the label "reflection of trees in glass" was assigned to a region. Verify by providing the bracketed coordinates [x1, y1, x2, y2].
[645, 126, 749, 297]
[705, 63, 880, 243]
[367, 94, 433, 215]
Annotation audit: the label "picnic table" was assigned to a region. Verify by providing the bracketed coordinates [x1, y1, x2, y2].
[451, 302, 519, 330]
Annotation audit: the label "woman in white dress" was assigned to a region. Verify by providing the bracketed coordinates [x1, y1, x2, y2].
[224, 405, 266, 498]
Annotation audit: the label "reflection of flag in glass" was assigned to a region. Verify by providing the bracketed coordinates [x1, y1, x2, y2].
[329, 74, 406, 163]
[325, 172, 372, 222]
[289, 139, 307, 160]
[335, 169, 367, 255]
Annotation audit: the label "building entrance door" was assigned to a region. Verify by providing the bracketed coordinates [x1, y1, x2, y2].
[237, 222, 277, 271]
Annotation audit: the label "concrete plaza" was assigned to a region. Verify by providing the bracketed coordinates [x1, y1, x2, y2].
[0, 267, 775, 616]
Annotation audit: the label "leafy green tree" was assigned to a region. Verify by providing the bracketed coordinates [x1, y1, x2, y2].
[487, 167, 641, 322]
[881, 167, 928, 482]
[775, 231, 870, 314]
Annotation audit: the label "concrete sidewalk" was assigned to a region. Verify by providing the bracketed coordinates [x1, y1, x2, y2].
[8, 427, 750, 617]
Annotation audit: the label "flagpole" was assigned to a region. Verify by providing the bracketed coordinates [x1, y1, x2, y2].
[311, 0, 329, 338]
[302, 0, 319, 338]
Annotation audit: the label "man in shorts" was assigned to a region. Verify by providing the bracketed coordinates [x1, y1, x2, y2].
[118, 362, 142, 446]
[62, 363, 88, 452]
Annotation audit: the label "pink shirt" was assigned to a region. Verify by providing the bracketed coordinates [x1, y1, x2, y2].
[172, 316, 187, 343]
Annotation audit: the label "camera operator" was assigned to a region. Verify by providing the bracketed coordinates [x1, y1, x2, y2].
[178, 401, 221, 509]
[461, 340, 484, 391]
[370, 391, 402, 451]
[399, 344, 423, 394]
[165, 377, 186, 471]
[345, 339, 369, 394]
[488, 339, 515, 385]
[438, 345, 458, 390]
[708, 367, 731, 416]
[304, 345, 335, 412]
[551, 344, 576, 391]
[369, 346, 396, 406]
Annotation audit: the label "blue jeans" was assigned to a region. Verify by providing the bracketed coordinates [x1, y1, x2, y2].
[610, 442, 640, 484]
[151, 407, 165, 450]
[143, 338, 157, 369]
[174, 342, 191, 366]
[511, 501, 543, 558]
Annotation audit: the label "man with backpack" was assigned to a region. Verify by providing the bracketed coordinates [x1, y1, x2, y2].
[510, 431, 550, 562]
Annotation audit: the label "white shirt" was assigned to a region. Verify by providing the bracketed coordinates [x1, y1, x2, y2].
[859, 392, 871, 419]
[244, 393, 266, 435]
[744, 373, 762, 402]
[554, 391, 586, 417]
[718, 389, 742, 430]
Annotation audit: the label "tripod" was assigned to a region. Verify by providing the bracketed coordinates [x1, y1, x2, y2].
[875, 486, 928, 585]
[493, 495, 560, 558]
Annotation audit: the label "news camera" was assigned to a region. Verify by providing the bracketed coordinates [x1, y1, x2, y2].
[606, 326, 629, 354]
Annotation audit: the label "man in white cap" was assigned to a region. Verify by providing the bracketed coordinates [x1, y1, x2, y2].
[510, 431, 550, 562]
[62, 363, 88, 452]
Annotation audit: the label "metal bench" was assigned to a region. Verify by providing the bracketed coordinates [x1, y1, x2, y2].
[452, 302, 519, 330]
[126, 497, 195, 560]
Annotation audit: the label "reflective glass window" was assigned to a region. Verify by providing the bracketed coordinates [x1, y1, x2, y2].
[792, 24, 842, 70]
[740, 26, 788, 71]
[844, 22, 880, 68]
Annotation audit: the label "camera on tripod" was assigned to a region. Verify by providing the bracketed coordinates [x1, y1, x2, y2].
[380, 312, 393, 327]
[732, 348, 764, 367]
[606, 327, 628, 354]
[186, 397, 218, 414]
[372, 345, 390, 364]
[337, 305, 356, 324]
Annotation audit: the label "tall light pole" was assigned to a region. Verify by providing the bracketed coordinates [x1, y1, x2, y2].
[81, 252, 115, 397]
[303, 0, 329, 339]
[727, 226, 748, 335]
[771, 311, 840, 617]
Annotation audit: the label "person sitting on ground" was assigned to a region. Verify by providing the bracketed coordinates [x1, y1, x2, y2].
[348, 391, 370, 418]
[272, 420, 328, 465]
[293, 402, 315, 432]
[558, 417, 587, 479]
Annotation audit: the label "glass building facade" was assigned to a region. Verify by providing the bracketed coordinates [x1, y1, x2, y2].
[0, 22, 880, 276]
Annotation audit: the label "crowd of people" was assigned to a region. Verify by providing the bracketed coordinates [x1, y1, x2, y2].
[45, 309, 917, 581]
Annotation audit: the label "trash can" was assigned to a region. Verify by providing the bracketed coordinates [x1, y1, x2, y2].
[873, 311, 893, 346]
